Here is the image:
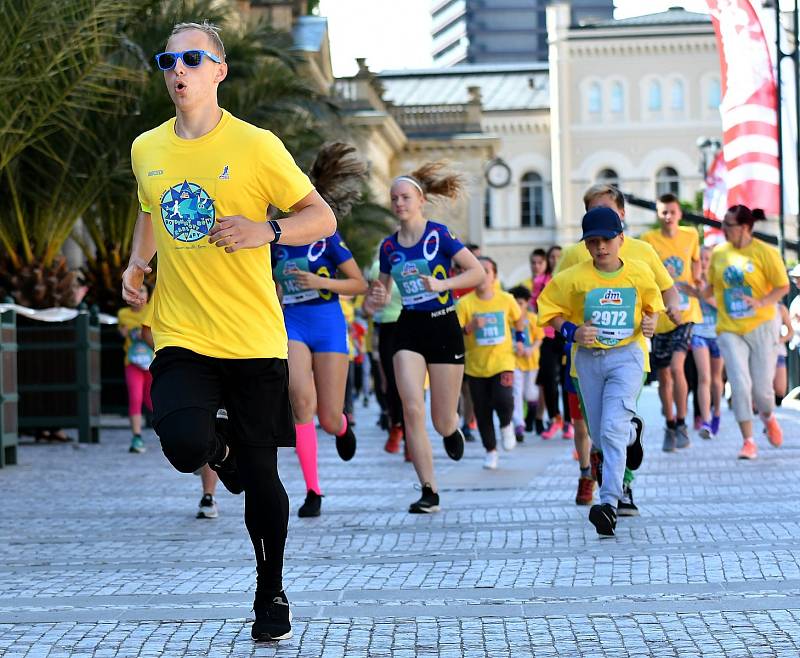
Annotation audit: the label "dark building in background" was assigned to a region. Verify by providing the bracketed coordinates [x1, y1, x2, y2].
[432, 0, 614, 66]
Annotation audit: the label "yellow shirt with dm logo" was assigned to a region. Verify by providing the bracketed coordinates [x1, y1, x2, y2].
[131, 110, 315, 359]
[456, 290, 522, 378]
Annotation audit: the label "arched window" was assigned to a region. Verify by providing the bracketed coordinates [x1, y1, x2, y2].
[648, 80, 662, 111]
[596, 168, 619, 188]
[484, 188, 492, 228]
[656, 166, 680, 197]
[520, 172, 545, 227]
[708, 77, 721, 109]
[588, 82, 602, 114]
[610, 82, 624, 114]
[671, 80, 685, 110]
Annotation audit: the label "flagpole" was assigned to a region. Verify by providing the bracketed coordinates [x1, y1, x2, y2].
[776, 1, 786, 258]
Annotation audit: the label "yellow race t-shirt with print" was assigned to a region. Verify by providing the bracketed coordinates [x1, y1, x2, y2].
[640, 226, 702, 332]
[517, 310, 545, 372]
[456, 290, 522, 378]
[537, 259, 665, 375]
[554, 237, 674, 293]
[131, 110, 314, 359]
[709, 239, 789, 335]
[118, 303, 154, 366]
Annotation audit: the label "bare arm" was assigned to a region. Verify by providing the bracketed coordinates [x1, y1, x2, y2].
[293, 258, 368, 296]
[121, 211, 155, 306]
[208, 190, 336, 252]
[422, 247, 484, 293]
[662, 286, 682, 325]
[366, 272, 394, 309]
[549, 316, 597, 347]
[745, 284, 790, 311]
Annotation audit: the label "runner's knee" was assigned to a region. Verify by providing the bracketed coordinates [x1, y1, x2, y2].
[155, 408, 214, 473]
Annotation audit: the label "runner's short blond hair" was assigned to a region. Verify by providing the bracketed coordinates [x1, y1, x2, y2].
[170, 21, 226, 62]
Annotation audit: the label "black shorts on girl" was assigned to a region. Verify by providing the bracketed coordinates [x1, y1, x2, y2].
[393, 307, 465, 365]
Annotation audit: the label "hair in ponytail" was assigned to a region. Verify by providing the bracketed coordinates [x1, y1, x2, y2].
[397, 162, 464, 201]
[725, 204, 766, 229]
[308, 142, 368, 218]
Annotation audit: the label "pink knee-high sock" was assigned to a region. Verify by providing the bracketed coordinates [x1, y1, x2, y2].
[335, 413, 347, 437]
[295, 422, 321, 495]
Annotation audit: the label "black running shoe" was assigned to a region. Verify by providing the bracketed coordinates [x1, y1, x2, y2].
[252, 590, 292, 641]
[535, 418, 546, 435]
[443, 428, 465, 461]
[209, 409, 244, 495]
[335, 423, 357, 461]
[298, 490, 322, 518]
[409, 484, 440, 514]
[626, 414, 644, 471]
[589, 503, 617, 537]
[617, 485, 639, 517]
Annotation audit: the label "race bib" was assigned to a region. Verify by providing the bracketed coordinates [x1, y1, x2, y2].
[392, 258, 437, 306]
[723, 286, 755, 319]
[677, 288, 691, 311]
[584, 287, 636, 346]
[474, 311, 506, 346]
[275, 257, 320, 305]
[127, 339, 154, 370]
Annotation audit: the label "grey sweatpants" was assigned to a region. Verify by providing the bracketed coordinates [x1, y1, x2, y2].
[717, 319, 779, 423]
[575, 343, 645, 507]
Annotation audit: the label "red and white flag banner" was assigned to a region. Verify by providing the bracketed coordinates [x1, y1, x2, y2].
[706, 0, 780, 214]
[703, 151, 728, 246]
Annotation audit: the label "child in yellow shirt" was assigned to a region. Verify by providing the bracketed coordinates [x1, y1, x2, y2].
[538, 207, 663, 537]
[507, 286, 544, 442]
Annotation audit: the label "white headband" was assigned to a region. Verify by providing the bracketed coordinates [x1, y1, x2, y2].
[393, 176, 424, 195]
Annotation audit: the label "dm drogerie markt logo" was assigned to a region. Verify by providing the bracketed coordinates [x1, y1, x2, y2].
[160, 180, 215, 242]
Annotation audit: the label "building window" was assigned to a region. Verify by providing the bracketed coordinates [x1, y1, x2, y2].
[708, 77, 721, 109]
[596, 168, 619, 188]
[648, 81, 662, 111]
[656, 166, 680, 197]
[610, 82, 624, 114]
[671, 80, 685, 110]
[520, 172, 545, 227]
[588, 82, 602, 114]
[484, 188, 492, 228]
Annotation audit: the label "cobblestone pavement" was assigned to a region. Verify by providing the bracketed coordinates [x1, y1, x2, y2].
[2, 386, 800, 657]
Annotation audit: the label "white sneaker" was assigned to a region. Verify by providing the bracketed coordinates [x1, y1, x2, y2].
[483, 450, 498, 470]
[196, 494, 219, 519]
[500, 424, 516, 451]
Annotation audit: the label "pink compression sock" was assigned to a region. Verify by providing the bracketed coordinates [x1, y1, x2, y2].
[295, 422, 321, 495]
[335, 413, 348, 437]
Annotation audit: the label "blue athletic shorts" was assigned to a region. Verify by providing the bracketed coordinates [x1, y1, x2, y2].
[284, 301, 348, 354]
[778, 354, 788, 368]
[690, 334, 721, 359]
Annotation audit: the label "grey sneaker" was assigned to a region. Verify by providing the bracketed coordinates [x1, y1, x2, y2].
[676, 424, 691, 449]
[662, 427, 677, 452]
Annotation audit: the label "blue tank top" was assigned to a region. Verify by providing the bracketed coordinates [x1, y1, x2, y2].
[271, 231, 353, 306]
[379, 220, 464, 311]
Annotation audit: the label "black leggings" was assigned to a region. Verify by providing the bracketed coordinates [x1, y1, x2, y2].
[378, 322, 404, 427]
[537, 336, 562, 419]
[157, 409, 289, 595]
[467, 372, 514, 452]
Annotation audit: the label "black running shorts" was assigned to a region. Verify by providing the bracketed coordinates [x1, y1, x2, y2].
[651, 322, 694, 371]
[393, 306, 465, 365]
[149, 347, 296, 447]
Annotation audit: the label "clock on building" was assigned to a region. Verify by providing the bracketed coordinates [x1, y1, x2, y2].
[485, 158, 511, 188]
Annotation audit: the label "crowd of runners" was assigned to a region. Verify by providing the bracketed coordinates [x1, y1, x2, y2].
[118, 20, 797, 642]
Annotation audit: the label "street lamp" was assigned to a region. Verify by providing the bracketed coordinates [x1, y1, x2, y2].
[696, 136, 722, 176]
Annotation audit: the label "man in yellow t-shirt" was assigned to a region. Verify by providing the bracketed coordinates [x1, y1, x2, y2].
[456, 257, 524, 469]
[538, 207, 663, 537]
[121, 21, 335, 643]
[641, 193, 702, 453]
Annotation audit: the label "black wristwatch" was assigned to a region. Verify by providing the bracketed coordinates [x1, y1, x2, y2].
[267, 219, 282, 244]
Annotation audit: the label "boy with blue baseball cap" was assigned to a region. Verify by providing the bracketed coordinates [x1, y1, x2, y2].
[537, 207, 664, 536]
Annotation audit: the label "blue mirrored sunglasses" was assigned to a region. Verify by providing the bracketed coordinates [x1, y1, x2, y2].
[155, 49, 221, 71]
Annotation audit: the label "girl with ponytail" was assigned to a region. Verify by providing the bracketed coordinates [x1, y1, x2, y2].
[272, 142, 368, 518]
[367, 162, 485, 513]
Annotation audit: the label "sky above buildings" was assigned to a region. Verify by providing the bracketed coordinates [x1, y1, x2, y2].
[318, 0, 712, 77]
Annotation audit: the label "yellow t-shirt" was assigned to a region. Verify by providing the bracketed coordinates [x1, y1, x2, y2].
[517, 310, 545, 371]
[456, 290, 522, 378]
[709, 239, 789, 335]
[640, 226, 702, 332]
[131, 110, 315, 359]
[554, 237, 674, 293]
[340, 297, 355, 359]
[118, 303, 154, 366]
[537, 259, 665, 375]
